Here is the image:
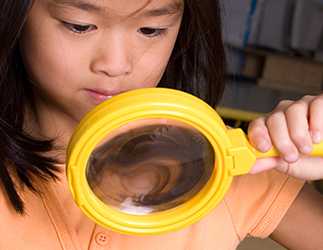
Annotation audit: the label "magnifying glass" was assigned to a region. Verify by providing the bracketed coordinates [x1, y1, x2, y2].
[66, 87, 323, 235]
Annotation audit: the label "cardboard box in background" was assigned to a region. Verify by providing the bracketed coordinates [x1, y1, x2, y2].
[259, 55, 323, 94]
[241, 52, 264, 79]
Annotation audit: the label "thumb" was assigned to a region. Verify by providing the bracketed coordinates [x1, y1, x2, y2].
[250, 157, 281, 174]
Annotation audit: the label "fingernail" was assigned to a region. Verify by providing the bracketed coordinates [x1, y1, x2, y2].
[258, 140, 270, 152]
[311, 131, 321, 144]
[284, 153, 298, 163]
[302, 145, 312, 154]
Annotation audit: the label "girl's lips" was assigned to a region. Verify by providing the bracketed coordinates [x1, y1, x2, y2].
[85, 88, 117, 104]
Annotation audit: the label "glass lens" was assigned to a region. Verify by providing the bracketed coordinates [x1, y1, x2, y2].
[86, 119, 215, 215]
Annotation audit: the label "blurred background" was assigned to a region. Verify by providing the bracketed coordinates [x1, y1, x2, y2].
[217, 1, 323, 249]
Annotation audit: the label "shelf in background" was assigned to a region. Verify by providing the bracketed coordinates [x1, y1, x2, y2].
[219, 80, 305, 116]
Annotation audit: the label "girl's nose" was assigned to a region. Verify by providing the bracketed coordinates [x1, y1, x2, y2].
[90, 33, 133, 77]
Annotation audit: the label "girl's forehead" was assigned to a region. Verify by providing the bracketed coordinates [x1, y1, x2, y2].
[50, 0, 184, 18]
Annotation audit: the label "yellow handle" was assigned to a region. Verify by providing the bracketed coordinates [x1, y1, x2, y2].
[252, 143, 323, 158]
[227, 128, 323, 176]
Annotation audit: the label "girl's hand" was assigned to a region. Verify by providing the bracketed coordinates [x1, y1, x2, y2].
[248, 95, 323, 180]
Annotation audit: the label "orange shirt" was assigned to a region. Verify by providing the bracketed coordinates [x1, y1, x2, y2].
[0, 170, 304, 250]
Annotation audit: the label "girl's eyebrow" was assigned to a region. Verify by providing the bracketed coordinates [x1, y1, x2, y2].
[52, 0, 183, 17]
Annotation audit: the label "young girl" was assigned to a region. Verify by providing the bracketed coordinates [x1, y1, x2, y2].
[0, 0, 322, 250]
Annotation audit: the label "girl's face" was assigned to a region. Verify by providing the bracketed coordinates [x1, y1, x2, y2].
[20, 0, 183, 136]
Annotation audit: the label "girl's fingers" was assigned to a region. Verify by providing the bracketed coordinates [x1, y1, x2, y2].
[248, 117, 272, 152]
[309, 95, 323, 144]
[266, 110, 299, 163]
[251, 156, 323, 181]
[249, 95, 323, 179]
[285, 98, 313, 155]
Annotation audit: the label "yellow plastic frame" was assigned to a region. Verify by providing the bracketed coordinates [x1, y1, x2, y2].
[66, 88, 323, 235]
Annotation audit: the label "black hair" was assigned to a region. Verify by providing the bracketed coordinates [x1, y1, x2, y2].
[160, 0, 226, 105]
[0, 0, 226, 213]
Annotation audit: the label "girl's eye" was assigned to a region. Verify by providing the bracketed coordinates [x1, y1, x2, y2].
[139, 27, 167, 37]
[63, 21, 97, 34]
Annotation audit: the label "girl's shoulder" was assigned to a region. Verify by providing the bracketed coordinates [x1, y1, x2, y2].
[224, 170, 305, 239]
[0, 179, 61, 250]
[0, 182, 18, 247]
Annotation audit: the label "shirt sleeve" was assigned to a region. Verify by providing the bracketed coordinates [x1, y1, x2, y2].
[224, 170, 305, 239]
